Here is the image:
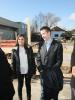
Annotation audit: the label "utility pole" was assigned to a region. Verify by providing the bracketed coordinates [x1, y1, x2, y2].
[25, 17, 31, 45]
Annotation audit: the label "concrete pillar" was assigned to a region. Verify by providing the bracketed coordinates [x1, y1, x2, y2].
[25, 18, 31, 45]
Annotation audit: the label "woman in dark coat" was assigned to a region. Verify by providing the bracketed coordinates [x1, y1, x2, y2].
[0, 48, 15, 100]
[11, 34, 36, 100]
[36, 26, 63, 100]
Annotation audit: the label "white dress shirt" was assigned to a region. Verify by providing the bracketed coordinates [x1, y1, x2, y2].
[45, 38, 53, 51]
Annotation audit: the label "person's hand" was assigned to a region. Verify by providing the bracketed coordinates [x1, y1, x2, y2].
[72, 66, 75, 77]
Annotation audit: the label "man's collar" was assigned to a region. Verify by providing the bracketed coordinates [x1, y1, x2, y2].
[45, 38, 53, 44]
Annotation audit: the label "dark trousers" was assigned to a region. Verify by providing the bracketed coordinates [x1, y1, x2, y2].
[40, 75, 59, 100]
[71, 88, 75, 100]
[71, 76, 75, 100]
[18, 74, 31, 100]
[0, 95, 13, 100]
[0, 82, 15, 100]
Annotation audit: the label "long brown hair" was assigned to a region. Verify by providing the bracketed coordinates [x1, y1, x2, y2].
[16, 34, 28, 46]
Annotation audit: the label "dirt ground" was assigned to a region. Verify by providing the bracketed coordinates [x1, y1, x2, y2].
[13, 77, 41, 100]
[13, 75, 72, 100]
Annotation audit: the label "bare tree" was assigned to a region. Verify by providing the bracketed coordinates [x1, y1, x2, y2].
[37, 13, 44, 28]
[31, 17, 38, 32]
[31, 12, 61, 32]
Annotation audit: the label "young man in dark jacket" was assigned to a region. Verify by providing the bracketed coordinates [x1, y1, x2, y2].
[36, 26, 63, 100]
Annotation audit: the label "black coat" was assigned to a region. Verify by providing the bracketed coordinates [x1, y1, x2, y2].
[0, 48, 15, 99]
[11, 45, 36, 76]
[71, 40, 75, 89]
[37, 39, 63, 91]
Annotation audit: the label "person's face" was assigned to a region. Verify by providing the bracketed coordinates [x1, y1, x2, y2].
[18, 36, 25, 46]
[40, 29, 51, 41]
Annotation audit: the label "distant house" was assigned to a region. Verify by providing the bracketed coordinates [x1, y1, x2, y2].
[51, 26, 66, 40]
